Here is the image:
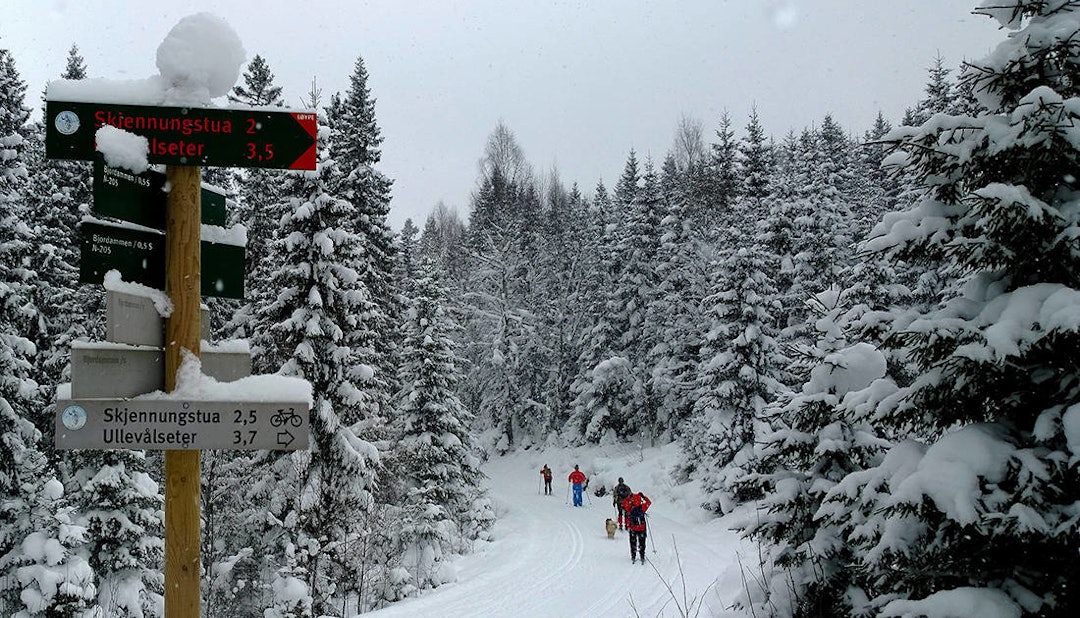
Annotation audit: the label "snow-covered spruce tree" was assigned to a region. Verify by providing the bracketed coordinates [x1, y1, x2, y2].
[253, 118, 381, 616]
[68, 455, 164, 617]
[1, 66, 100, 613]
[395, 260, 491, 590]
[816, 3, 1080, 615]
[570, 152, 638, 399]
[0, 45, 100, 618]
[0, 245, 101, 617]
[568, 182, 620, 436]
[854, 112, 902, 239]
[779, 117, 860, 356]
[0, 328, 35, 618]
[648, 156, 709, 441]
[0, 45, 43, 409]
[395, 218, 421, 298]
[222, 53, 287, 345]
[1, 460, 100, 617]
[572, 156, 664, 444]
[758, 130, 803, 338]
[568, 356, 635, 444]
[740, 106, 773, 203]
[902, 52, 984, 128]
[0, 339, 48, 618]
[680, 105, 785, 495]
[326, 55, 400, 425]
[26, 45, 98, 406]
[801, 116, 858, 285]
[613, 160, 664, 439]
[702, 110, 741, 235]
[0, 44, 46, 612]
[901, 53, 955, 127]
[536, 179, 592, 435]
[892, 55, 983, 314]
[228, 53, 283, 108]
[614, 148, 641, 205]
[20, 47, 167, 618]
[564, 183, 617, 442]
[731, 290, 895, 618]
[683, 240, 786, 513]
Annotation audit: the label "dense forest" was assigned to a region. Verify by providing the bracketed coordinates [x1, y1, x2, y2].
[2, 1, 1079, 616]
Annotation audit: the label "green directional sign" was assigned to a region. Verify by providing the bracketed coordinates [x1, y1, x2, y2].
[93, 156, 226, 228]
[80, 220, 245, 298]
[46, 100, 317, 170]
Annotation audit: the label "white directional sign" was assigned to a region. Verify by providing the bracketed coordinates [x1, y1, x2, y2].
[71, 343, 251, 398]
[105, 290, 211, 347]
[55, 399, 309, 451]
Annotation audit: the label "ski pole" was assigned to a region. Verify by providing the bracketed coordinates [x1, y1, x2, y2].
[646, 514, 656, 554]
[538, 478, 542, 495]
[585, 487, 592, 505]
[565, 482, 570, 504]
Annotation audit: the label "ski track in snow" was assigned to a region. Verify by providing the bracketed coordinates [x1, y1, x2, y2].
[366, 449, 750, 618]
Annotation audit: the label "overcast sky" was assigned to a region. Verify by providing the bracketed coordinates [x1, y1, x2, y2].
[5, 1, 1004, 230]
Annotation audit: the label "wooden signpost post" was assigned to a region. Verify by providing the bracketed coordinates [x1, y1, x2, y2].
[164, 164, 203, 615]
[46, 97, 317, 618]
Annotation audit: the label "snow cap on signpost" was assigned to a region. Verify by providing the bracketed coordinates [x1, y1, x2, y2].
[47, 12, 245, 107]
[156, 12, 245, 105]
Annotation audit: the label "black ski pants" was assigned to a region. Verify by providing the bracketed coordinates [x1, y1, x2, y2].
[615, 503, 627, 525]
[629, 528, 647, 560]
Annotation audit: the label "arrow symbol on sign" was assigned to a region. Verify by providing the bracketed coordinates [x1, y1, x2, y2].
[277, 430, 295, 448]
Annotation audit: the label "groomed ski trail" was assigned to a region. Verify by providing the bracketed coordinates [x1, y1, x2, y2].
[365, 448, 749, 618]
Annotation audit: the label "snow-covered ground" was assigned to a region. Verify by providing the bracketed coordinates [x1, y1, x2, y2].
[368, 443, 754, 618]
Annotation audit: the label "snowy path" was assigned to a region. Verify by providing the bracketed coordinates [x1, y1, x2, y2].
[367, 446, 752, 618]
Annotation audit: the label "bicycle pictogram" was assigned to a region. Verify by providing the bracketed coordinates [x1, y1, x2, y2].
[270, 407, 302, 428]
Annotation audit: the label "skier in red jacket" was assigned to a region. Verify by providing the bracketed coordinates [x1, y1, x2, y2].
[621, 492, 652, 564]
[568, 465, 587, 506]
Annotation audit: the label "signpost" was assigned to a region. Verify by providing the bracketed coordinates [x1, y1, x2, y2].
[46, 101, 318, 170]
[46, 90, 316, 618]
[55, 399, 308, 450]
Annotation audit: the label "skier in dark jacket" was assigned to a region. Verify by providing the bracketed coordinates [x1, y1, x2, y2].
[540, 465, 553, 495]
[612, 478, 633, 529]
[621, 492, 652, 564]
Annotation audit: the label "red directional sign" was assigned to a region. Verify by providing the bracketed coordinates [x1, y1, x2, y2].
[46, 100, 317, 170]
